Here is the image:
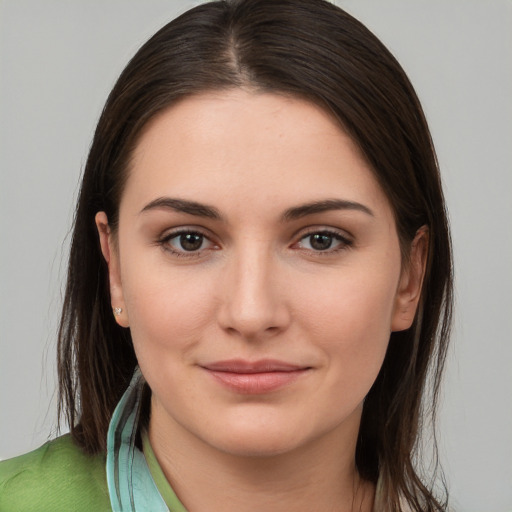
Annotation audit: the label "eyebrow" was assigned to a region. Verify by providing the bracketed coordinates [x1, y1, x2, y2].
[140, 197, 223, 220]
[139, 197, 374, 221]
[282, 199, 374, 221]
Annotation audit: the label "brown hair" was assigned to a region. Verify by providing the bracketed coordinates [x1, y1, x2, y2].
[58, 0, 453, 509]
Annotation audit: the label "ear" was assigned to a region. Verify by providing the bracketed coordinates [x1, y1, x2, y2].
[391, 226, 429, 332]
[95, 212, 129, 328]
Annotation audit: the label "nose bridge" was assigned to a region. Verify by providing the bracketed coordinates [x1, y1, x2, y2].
[219, 238, 288, 338]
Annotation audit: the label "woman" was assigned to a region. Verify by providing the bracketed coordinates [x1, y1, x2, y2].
[0, 0, 453, 510]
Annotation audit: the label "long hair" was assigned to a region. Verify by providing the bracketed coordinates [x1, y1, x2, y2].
[57, 1, 453, 509]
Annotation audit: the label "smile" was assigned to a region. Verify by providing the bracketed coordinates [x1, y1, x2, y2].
[201, 359, 311, 394]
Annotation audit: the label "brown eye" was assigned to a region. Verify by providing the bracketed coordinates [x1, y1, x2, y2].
[309, 233, 334, 251]
[179, 233, 204, 251]
[166, 231, 210, 253]
[296, 231, 352, 253]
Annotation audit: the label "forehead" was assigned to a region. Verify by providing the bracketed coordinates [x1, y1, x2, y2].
[122, 90, 390, 218]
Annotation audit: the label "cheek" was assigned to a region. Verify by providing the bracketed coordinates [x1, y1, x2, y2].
[298, 261, 399, 331]
[121, 265, 219, 403]
[294, 262, 400, 384]
[121, 258, 217, 359]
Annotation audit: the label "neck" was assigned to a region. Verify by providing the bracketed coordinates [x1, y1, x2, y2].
[148, 403, 374, 512]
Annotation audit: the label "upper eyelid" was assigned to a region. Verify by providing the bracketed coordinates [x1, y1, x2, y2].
[159, 226, 214, 240]
[295, 230, 352, 247]
[293, 225, 353, 241]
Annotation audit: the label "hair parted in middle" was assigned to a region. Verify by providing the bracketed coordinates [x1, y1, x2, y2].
[57, 1, 452, 510]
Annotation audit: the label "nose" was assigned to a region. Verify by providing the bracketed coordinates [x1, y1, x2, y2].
[217, 244, 291, 340]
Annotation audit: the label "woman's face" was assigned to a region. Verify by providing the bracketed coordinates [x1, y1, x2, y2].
[97, 90, 424, 457]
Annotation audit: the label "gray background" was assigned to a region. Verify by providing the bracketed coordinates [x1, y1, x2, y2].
[1, 1, 511, 510]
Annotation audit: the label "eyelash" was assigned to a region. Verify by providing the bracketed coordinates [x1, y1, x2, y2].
[295, 229, 353, 255]
[158, 228, 215, 259]
[157, 227, 353, 259]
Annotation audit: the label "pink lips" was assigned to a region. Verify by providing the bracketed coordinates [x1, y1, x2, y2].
[201, 359, 310, 394]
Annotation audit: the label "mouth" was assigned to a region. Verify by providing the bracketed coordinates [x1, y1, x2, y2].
[200, 359, 312, 394]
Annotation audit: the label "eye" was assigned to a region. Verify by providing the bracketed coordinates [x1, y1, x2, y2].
[296, 230, 352, 252]
[162, 230, 215, 255]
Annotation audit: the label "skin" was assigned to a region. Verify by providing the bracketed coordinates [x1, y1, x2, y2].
[96, 90, 427, 512]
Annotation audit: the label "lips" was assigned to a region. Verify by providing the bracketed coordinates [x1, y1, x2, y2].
[201, 359, 311, 394]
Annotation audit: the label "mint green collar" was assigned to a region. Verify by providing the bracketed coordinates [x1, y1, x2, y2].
[142, 431, 188, 512]
[106, 367, 169, 511]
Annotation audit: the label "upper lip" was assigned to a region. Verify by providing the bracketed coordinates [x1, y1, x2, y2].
[201, 359, 309, 373]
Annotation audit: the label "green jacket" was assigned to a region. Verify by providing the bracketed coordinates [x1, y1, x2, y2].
[0, 433, 187, 511]
[0, 435, 110, 511]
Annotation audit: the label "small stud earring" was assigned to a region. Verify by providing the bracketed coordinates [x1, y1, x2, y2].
[113, 307, 123, 317]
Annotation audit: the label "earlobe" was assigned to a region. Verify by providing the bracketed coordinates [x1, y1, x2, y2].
[95, 212, 129, 328]
[391, 226, 429, 332]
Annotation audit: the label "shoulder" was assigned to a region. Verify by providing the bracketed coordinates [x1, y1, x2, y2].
[0, 434, 111, 511]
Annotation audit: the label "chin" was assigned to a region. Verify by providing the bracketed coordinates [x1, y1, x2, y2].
[198, 412, 335, 460]
[211, 431, 305, 459]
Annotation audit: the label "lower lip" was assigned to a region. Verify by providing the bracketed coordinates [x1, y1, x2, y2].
[206, 370, 308, 394]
